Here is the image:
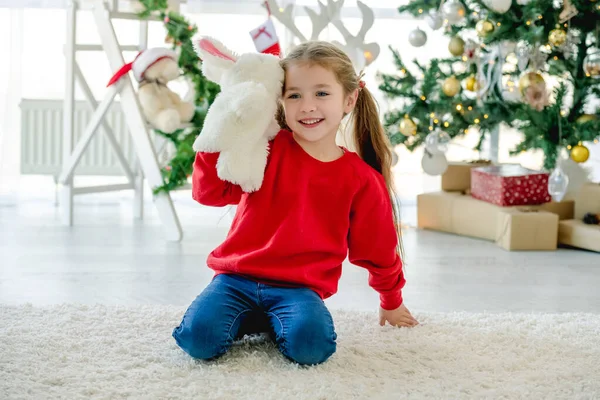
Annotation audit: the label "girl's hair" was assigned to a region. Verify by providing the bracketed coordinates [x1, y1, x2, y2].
[276, 41, 404, 260]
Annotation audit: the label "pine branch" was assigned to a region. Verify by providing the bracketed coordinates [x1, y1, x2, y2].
[132, 1, 219, 194]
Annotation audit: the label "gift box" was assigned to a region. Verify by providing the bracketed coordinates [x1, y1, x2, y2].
[417, 192, 498, 241]
[558, 219, 600, 253]
[574, 182, 600, 220]
[417, 192, 569, 250]
[495, 208, 558, 251]
[538, 200, 574, 221]
[441, 160, 492, 192]
[471, 165, 551, 206]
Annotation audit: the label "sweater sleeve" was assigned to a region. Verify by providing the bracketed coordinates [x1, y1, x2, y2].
[191, 152, 243, 207]
[347, 172, 406, 310]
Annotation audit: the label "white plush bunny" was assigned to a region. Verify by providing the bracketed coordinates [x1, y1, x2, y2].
[192, 36, 284, 193]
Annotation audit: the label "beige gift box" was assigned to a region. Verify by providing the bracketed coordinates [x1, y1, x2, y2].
[558, 220, 600, 253]
[441, 161, 492, 192]
[417, 192, 572, 251]
[574, 183, 600, 220]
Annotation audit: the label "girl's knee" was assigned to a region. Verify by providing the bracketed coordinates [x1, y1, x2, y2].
[172, 318, 230, 360]
[280, 317, 337, 365]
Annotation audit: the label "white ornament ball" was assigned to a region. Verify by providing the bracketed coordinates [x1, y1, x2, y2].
[483, 0, 512, 14]
[421, 150, 448, 176]
[426, 11, 443, 30]
[516, 0, 531, 4]
[409, 27, 427, 47]
[442, 0, 466, 25]
[425, 130, 451, 154]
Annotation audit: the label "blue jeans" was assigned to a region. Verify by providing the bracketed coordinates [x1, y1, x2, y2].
[172, 274, 337, 365]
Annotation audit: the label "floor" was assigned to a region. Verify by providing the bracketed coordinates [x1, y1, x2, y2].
[1, 185, 599, 315]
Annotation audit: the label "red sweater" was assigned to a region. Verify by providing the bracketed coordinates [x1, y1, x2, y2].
[191, 129, 405, 310]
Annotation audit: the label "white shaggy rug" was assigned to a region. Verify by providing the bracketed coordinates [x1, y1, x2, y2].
[1, 305, 600, 399]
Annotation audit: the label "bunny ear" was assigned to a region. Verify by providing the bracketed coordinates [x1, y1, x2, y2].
[193, 36, 238, 84]
[197, 37, 237, 61]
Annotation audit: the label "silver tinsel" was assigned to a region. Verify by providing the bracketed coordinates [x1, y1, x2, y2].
[558, 29, 581, 59]
[517, 43, 548, 71]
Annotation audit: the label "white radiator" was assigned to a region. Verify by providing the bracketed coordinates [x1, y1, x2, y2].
[19, 99, 138, 177]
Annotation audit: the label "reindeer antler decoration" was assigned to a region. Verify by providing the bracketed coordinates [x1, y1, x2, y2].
[265, 0, 379, 71]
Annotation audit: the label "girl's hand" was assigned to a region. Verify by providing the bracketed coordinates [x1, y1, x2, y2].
[379, 303, 419, 327]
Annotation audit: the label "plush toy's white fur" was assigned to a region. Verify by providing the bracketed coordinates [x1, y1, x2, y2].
[192, 36, 284, 193]
[138, 57, 195, 134]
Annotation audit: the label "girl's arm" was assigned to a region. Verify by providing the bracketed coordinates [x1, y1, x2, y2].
[191, 152, 243, 207]
[347, 173, 405, 311]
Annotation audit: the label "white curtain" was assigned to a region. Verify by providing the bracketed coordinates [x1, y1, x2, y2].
[0, 8, 23, 195]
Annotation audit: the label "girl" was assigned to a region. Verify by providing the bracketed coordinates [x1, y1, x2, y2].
[172, 41, 418, 366]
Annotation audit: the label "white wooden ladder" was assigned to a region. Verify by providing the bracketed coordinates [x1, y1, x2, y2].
[59, 0, 183, 241]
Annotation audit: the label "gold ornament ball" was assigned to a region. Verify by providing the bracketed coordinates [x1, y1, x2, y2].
[465, 75, 479, 91]
[549, 27, 567, 47]
[448, 36, 465, 56]
[399, 115, 417, 136]
[571, 144, 590, 163]
[518, 71, 545, 96]
[442, 76, 461, 97]
[576, 114, 598, 124]
[476, 19, 495, 38]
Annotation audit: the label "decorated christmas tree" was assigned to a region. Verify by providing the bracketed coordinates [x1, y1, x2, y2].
[379, 0, 600, 174]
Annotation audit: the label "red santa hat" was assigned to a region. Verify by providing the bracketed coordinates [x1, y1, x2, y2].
[106, 48, 178, 87]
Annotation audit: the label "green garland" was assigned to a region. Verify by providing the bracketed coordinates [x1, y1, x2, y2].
[381, 0, 600, 170]
[136, 0, 220, 194]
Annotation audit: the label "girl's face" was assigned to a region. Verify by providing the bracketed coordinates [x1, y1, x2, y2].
[282, 63, 357, 145]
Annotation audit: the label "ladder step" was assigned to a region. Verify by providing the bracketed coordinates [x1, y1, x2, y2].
[72, 183, 135, 195]
[75, 44, 141, 52]
[109, 12, 162, 21]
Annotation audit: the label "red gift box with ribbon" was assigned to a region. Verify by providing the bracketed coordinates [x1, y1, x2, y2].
[471, 165, 551, 206]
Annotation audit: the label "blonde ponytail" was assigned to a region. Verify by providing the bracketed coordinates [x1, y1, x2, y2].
[352, 86, 404, 260]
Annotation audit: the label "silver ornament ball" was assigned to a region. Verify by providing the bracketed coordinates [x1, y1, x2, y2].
[421, 150, 448, 176]
[425, 130, 451, 154]
[426, 11, 443, 30]
[442, 0, 466, 25]
[409, 27, 427, 47]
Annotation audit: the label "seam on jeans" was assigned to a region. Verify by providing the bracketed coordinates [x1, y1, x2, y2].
[267, 311, 286, 351]
[256, 283, 262, 306]
[226, 309, 252, 341]
[325, 311, 337, 342]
